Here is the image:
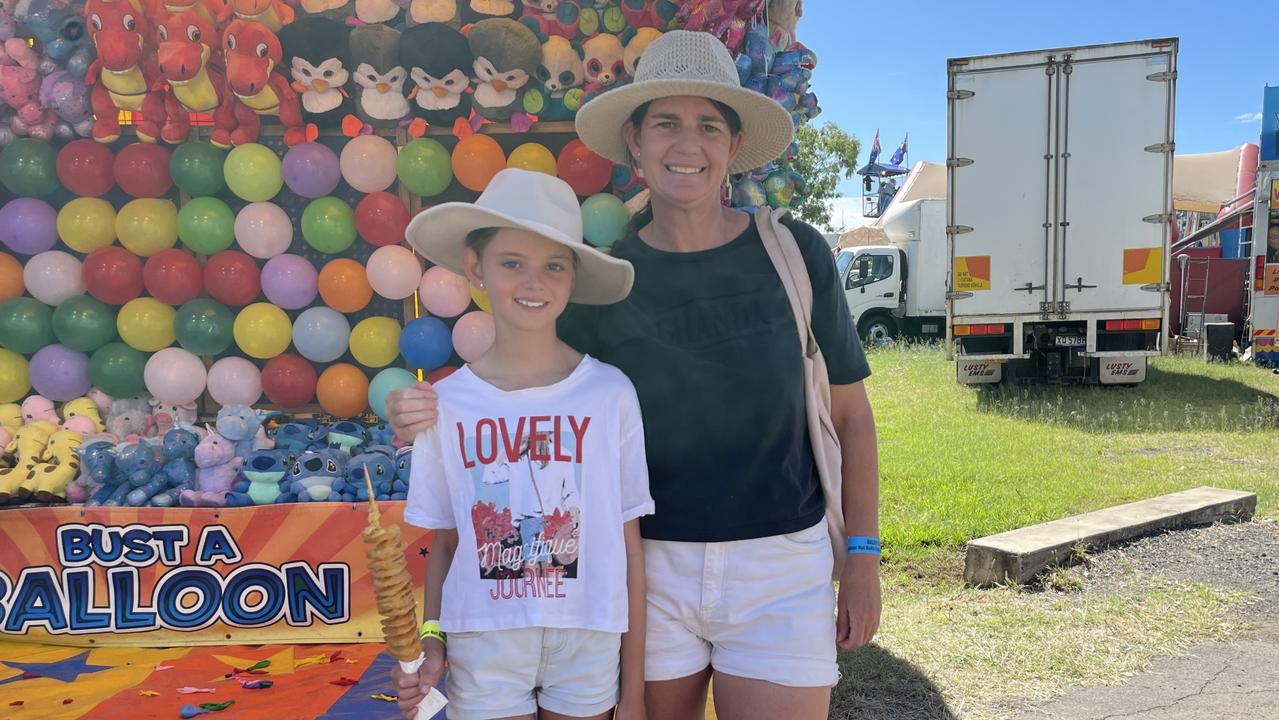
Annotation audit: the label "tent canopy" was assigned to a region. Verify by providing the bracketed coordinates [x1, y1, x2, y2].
[857, 161, 910, 177]
[1172, 145, 1257, 213]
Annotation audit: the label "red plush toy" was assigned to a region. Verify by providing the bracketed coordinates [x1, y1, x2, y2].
[85, 0, 168, 142]
[153, 11, 236, 143]
[215, 19, 306, 147]
[230, 0, 294, 33]
[155, 0, 234, 29]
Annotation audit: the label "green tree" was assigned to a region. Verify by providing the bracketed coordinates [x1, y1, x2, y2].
[791, 122, 861, 229]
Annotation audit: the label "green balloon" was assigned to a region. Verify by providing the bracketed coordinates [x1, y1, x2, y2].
[174, 298, 234, 355]
[0, 297, 55, 354]
[89, 342, 147, 398]
[301, 196, 356, 254]
[52, 295, 117, 353]
[397, 138, 453, 197]
[0, 138, 60, 198]
[171, 141, 227, 197]
[177, 196, 236, 254]
[224, 143, 283, 202]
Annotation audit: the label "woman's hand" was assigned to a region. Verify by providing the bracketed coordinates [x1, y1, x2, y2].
[391, 637, 446, 719]
[385, 381, 439, 443]
[614, 698, 646, 720]
[836, 553, 881, 650]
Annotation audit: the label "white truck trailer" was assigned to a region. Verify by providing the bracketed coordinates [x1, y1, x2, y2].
[1251, 166, 1278, 367]
[945, 38, 1178, 385]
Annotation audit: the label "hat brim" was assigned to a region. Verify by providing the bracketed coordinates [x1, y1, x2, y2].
[405, 203, 635, 306]
[574, 79, 796, 174]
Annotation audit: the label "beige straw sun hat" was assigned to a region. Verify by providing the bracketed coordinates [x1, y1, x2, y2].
[404, 168, 635, 305]
[575, 30, 796, 174]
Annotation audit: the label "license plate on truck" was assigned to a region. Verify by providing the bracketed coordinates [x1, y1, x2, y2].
[1055, 335, 1085, 348]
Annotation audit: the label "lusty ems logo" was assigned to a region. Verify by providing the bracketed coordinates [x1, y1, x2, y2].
[0, 524, 349, 635]
[1104, 362, 1140, 376]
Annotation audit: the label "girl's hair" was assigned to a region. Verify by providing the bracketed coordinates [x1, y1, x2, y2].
[464, 227, 580, 268]
[619, 99, 744, 245]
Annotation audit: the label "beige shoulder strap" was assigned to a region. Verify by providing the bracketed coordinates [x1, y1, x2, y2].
[755, 207, 815, 351]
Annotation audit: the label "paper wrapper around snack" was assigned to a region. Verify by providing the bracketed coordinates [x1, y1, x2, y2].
[362, 469, 449, 719]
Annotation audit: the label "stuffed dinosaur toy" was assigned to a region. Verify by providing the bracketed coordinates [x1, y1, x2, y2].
[153, 10, 236, 144]
[180, 426, 242, 507]
[85, 0, 167, 142]
[0, 420, 57, 503]
[28, 428, 83, 503]
[398, 22, 470, 133]
[230, 0, 294, 32]
[215, 19, 306, 146]
[467, 18, 539, 128]
[157, 0, 234, 29]
[280, 17, 352, 130]
[347, 24, 407, 131]
[281, 447, 347, 502]
[226, 447, 291, 505]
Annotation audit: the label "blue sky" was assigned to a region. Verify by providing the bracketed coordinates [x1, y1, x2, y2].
[800, 1, 1276, 227]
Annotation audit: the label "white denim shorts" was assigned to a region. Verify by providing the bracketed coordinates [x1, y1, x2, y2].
[444, 626, 621, 720]
[643, 518, 839, 687]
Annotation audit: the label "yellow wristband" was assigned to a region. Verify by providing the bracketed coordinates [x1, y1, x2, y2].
[419, 620, 446, 644]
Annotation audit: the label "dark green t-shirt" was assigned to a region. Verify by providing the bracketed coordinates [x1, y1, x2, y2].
[560, 214, 870, 542]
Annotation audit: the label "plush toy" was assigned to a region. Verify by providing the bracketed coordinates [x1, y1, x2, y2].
[346, 449, 393, 501]
[85, 0, 166, 142]
[180, 426, 241, 506]
[461, 0, 518, 24]
[523, 34, 581, 121]
[0, 420, 58, 501]
[28, 428, 83, 503]
[404, 0, 459, 25]
[348, 24, 408, 130]
[67, 439, 111, 503]
[61, 397, 105, 434]
[230, 0, 294, 32]
[619, 0, 676, 28]
[622, 25, 660, 77]
[580, 32, 624, 102]
[392, 445, 411, 499]
[83, 440, 156, 506]
[226, 447, 290, 506]
[272, 421, 317, 454]
[519, 0, 580, 37]
[398, 22, 470, 132]
[153, 10, 234, 144]
[41, 69, 95, 140]
[280, 17, 352, 129]
[148, 398, 198, 436]
[87, 388, 114, 415]
[215, 404, 270, 458]
[157, 0, 234, 29]
[126, 427, 198, 506]
[106, 396, 153, 441]
[21, 395, 59, 424]
[367, 421, 396, 448]
[611, 161, 645, 200]
[354, 0, 400, 25]
[216, 19, 306, 147]
[467, 18, 539, 126]
[0, 403, 20, 432]
[283, 448, 347, 502]
[578, 0, 624, 34]
[16, 0, 96, 79]
[311, 419, 366, 455]
[0, 39, 57, 141]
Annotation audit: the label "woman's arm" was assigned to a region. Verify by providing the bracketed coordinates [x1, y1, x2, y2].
[617, 519, 646, 720]
[830, 380, 882, 650]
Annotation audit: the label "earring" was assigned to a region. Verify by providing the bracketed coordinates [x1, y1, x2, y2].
[478, 282, 484, 289]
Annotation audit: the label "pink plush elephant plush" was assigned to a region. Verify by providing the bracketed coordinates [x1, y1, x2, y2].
[149, 399, 198, 437]
[22, 396, 60, 425]
[0, 38, 56, 140]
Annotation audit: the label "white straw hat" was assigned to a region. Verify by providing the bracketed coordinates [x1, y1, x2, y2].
[405, 168, 635, 305]
[575, 30, 795, 174]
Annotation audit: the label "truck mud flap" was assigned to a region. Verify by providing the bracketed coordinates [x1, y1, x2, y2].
[957, 359, 1003, 384]
[1098, 356, 1147, 385]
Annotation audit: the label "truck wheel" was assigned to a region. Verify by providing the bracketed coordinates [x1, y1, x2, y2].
[858, 313, 899, 345]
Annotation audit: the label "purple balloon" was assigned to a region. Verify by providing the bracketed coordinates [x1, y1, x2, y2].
[261, 254, 319, 310]
[282, 142, 341, 199]
[0, 198, 58, 255]
[29, 343, 91, 401]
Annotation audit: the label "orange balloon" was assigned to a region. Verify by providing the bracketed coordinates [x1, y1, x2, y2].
[0, 252, 22, 303]
[451, 134, 506, 192]
[316, 362, 370, 418]
[318, 258, 373, 313]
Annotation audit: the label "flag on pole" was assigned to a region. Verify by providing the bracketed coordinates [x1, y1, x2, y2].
[868, 129, 880, 164]
[890, 133, 908, 167]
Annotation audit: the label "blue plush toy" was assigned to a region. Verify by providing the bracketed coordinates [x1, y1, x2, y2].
[272, 422, 316, 455]
[312, 421, 366, 456]
[127, 428, 200, 507]
[392, 446, 412, 500]
[82, 441, 121, 506]
[367, 422, 396, 448]
[283, 449, 348, 502]
[216, 405, 270, 459]
[226, 449, 292, 506]
[346, 450, 396, 502]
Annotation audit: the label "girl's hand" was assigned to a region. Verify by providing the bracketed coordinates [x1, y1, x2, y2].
[836, 553, 882, 650]
[385, 382, 439, 443]
[391, 637, 446, 719]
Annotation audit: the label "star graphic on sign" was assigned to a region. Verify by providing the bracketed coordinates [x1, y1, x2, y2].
[0, 651, 113, 684]
[418, 546, 429, 557]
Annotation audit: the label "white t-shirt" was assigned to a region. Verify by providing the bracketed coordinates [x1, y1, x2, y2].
[405, 355, 654, 634]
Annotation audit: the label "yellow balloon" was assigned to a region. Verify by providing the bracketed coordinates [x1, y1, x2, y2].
[349, 316, 401, 368]
[117, 297, 176, 352]
[0, 348, 30, 403]
[57, 197, 118, 253]
[469, 283, 491, 313]
[116, 198, 178, 257]
[234, 303, 292, 359]
[506, 143, 557, 176]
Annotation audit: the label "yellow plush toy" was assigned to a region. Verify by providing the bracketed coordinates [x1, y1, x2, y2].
[29, 429, 84, 503]
[60, 398, 105, 434]
[0, 404, 20, 432]
[0, 421, 59, 504]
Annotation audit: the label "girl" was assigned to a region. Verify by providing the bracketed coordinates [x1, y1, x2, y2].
[395, 168, 653, 720]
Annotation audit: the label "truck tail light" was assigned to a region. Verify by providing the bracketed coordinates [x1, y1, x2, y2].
[1258, 256, 1267, 291]
[953, 323, 1007, 336]
[1104, 319, 1161, 331]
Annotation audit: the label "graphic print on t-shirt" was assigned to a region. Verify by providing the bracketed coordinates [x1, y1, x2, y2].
[456, 415, 590, 584]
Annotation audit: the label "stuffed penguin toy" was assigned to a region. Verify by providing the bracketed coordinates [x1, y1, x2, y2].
[349, 25, 410, 127]
[461, 0, 519, 24]
[399, 23, 472, 126]
[405, 0, 461, 25]
[524, 34, 583, 121]
[467, 18, 541, 123]
[281, 18, 354, 128]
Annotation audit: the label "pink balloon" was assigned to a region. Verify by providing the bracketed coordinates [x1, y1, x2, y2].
[207, 356, 262, 406]
[24, 251, 85, 306]
[340, 135, 398, 193]
[367, 245, 422, 300]
[261, 254, 319, 309]
[418, 265, 471, 318]
[452, 310, 495, 363]
[144, 347, 208, 404]
[235, 202, 293, 259]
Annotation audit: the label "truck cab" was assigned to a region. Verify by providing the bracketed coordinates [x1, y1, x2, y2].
[837, 247, 904, 342]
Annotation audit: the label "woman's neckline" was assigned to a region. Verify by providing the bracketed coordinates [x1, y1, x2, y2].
[626, 210, 756, 260]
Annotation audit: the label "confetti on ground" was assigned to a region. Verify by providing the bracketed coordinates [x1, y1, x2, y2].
[140, 690, 160, 697]
[370, 693, 396, 703]
[329, 677, 358, 687]
[177, 687, 216, 694]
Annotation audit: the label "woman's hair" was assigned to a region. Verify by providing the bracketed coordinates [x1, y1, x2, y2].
[464, 227, 580, 268]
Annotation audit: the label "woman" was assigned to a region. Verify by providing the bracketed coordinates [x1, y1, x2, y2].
[388, 30, 881, 720]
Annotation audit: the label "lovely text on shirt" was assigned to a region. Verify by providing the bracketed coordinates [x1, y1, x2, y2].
[456, 415, 592, 468]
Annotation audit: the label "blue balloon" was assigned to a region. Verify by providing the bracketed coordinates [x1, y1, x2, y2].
[368, 367, 417, 421]
[292, 307, 351, 363]
[399, 317, 453, 372]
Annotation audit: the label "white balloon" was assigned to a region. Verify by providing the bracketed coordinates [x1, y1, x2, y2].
[23, 251, 84, 306]
[367, 245, 423, 300]
[206, 356, 262, 406]
[235, 202, 293, 259]
[452, 310, 495, 363]
[144, 347, 208, 405]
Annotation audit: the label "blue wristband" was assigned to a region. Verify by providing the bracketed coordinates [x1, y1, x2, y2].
[846, 536, 881, 555]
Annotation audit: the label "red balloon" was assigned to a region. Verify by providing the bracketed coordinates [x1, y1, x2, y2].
[82, 246, 144, 305]
[261, 353, 317, 408]
[114, 142, 173, 198]
[427, 366, 458, 383]
[355, 192, 410, 247]
[143, 249, 205, 305]
[203, 250, 261, 307]
[56, 140, 115, 196]
[557, 139, 612, 196]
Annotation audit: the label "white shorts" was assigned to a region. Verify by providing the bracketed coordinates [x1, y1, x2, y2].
[444, 627, 621, 720]
[643, 518, 839, 687]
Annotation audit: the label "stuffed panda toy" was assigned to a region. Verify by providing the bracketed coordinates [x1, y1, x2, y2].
[349, 25, 410, 128]
[467, 18, 541, 123]
[399, 23, 473, 127]
[581, 32, 625, 103]
[524, 35, 584, 121]
[280, 18, 354, 129]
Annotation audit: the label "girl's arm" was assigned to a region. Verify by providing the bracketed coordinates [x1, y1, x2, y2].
[617, 519, 646, 719]
[422, 528, 457, 622]
[830, 381, 882, 651]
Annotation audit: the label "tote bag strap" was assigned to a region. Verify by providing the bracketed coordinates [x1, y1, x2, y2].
[754, 207, 815, 351]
